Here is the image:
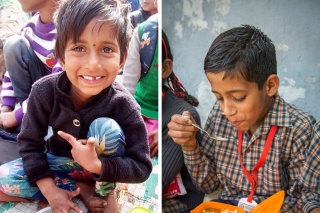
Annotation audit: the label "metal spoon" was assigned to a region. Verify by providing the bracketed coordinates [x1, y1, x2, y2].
[192, 123, 228, 141]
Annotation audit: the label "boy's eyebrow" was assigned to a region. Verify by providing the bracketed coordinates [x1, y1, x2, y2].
[74, 39, 118, 46]
[211, 89, 247, 94]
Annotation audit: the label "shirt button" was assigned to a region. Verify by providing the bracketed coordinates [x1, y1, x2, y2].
[242, 178, 247, 183]
[73, 119, 80, 126]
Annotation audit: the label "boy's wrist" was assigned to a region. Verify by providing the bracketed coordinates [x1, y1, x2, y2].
[36, 177, 56, 196]
[89, 158, 102, 175]
[181, 142, 197, 151]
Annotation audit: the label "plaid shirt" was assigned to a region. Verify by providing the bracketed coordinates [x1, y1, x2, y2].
[183, 94, 317, 213]
[299, 120, 320, 212]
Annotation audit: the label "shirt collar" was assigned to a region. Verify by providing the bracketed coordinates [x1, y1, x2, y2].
[261, 93, 293, 129]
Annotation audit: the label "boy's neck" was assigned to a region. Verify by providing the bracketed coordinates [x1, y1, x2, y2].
[37, 1, 57, 24]
[39, 11, 54, 24]
[248, 97, 275, 136]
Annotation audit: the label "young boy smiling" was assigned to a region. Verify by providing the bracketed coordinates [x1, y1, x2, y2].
[168, 25, 319, 212]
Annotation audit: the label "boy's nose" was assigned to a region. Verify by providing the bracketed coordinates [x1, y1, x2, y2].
[87, 52, 102, 70]
[222, 101, 236, 117]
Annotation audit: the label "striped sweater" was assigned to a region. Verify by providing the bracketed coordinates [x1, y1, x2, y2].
[1, 12, 62, 123]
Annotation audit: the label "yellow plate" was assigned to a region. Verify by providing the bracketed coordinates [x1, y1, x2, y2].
[129, 206, 153, 213]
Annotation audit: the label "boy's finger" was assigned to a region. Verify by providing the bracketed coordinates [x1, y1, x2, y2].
[57, 131, 76, 146]
[182, 111, 193, 125]
[69, 202, 83, 213]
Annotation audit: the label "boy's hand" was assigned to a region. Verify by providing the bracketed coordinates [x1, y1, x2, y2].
[0, 111, 18, 129]
[47, 186, 83, 213]
[37, 177, 83, 213]
[149, 129, 158, 157]
[58, 131, 102, 174]
[167, 111, 198, 151]
[310, 208, 320, 213]
[0, 105, 12, 113]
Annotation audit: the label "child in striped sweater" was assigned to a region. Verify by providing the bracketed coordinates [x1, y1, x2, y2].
[0, 0, 62, 131]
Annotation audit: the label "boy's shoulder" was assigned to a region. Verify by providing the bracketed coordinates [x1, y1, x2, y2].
[31, 72, 61, 90]
[277, 95, 316, 127]
[37, 71, 61, 82]
[111, 80, 139, 103]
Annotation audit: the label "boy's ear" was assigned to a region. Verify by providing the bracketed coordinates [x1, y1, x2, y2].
[119, 52, 128, 69]
[162, 59, 173, 79]
[58, 59, 65, 70]
[265, 74, 279, 96]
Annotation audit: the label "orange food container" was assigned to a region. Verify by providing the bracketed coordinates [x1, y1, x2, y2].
[191, 190, 285, 213]
[249, 190, 285, 213]
[190, 201, 246, 213]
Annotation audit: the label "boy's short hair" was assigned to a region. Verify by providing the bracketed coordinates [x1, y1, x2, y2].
[204, 25, 277, 90]
[54, 0, 132, 64]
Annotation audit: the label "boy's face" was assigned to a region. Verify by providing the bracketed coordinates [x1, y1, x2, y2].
[60, 17, 122, 101]
[18, 0, 52, 12]
[206, 71, 272, 134]
[142, 0, 157, 12]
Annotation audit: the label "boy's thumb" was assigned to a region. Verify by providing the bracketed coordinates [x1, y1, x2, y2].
[70, 187, 81, 198]
[87, 137, 96, 145]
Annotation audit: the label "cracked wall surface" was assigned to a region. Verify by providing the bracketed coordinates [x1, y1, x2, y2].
[163, 0, 320, 125]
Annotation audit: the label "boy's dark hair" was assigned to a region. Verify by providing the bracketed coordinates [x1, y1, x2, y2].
[204, 25, 277, 90]
[54, 0, 132, 64]
[162, 31, 199, 107]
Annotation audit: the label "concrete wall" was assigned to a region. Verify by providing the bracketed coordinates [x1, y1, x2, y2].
[162, 0, 320, 126]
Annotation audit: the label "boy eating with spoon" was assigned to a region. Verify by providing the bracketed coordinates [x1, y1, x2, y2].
[168, 25, 319, 212]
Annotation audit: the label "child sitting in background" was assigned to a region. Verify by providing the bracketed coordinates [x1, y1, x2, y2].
[0, 0, 62, 131]
[162, 30, 204, 213]
[0, 0, 152, 212]
[122, 13, 159, 157]
[128, 0, 158, 29]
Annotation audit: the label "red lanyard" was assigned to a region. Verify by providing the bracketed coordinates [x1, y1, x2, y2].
[237, 125, 277, 202]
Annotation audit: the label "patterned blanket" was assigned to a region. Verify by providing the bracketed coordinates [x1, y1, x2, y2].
[0, 157, 159, 213]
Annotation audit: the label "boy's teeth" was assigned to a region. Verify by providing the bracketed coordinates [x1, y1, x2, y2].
[83, 76, 101, 80]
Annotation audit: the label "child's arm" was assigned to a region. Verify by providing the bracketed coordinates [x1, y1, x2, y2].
[0, 111, 18, 129]
[0, 71, 17, 111]
[281, 114, 318, 212]
[298, 121, 320, 212]
[0, 99, 26, 129]
[168, 109, 221, 194]
[37, 177, 83, 213]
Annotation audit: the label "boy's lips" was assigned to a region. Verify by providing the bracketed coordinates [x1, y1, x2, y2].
[81, 75, 103, 80]
[231, 120, 243, 126]
[80, 75, 105, 84]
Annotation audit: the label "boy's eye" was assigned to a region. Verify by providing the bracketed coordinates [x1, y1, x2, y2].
[102, 47, 113, 53]
[72, 46, 85, 52]
[216, 96, 224, 102]
[233, 96, 246, 102]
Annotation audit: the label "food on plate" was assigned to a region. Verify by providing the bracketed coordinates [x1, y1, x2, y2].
[202, 209, 238, 213]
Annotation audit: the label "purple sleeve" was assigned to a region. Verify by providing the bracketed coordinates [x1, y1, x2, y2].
[14, 107, 24, 124]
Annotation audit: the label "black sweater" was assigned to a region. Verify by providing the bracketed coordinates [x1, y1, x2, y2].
[18, 72, 152, 186]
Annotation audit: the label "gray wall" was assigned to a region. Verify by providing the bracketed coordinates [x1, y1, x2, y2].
[163, 0, 320, 126]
